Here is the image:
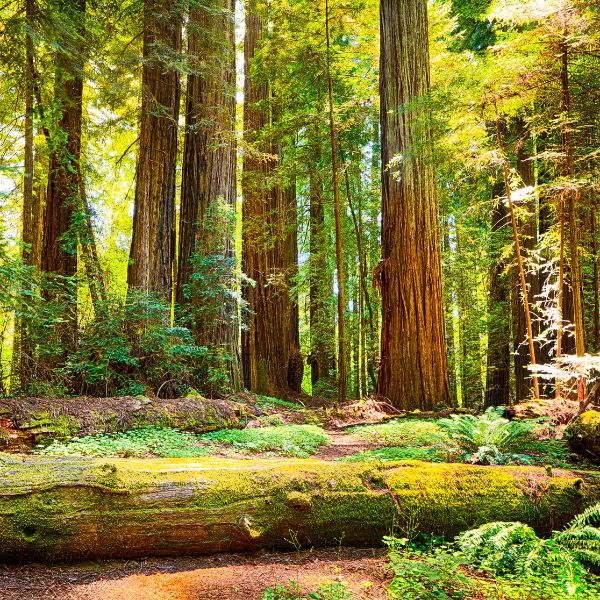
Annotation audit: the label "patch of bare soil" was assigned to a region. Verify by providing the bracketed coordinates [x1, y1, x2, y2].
[315, 431, 375, 460]
[0, 548, 390, 600]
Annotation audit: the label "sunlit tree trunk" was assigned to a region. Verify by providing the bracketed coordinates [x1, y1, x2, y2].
[176, 0, 240, 389]
[377, 0, 450, 410]
[128, 0, 181, 300]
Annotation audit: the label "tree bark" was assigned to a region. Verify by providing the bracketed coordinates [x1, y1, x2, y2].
[0, 457, 592, 563]
[485, 185, 511, 407]
[308, 141, 335, 392]
[41, 0, 86, 360]
[176, 0, 240, 389]
[241, 0, 299, 398]
[377, 0, 450, 410]
[324, 0, 347, 403]
[127, 0, 181, 300]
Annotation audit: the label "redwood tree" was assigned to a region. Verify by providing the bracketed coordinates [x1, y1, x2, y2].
[241, 0, 300, 397]
[176, 0, 240, 388]
[127, 0, 181, 299]
[377, 0, 450, 410]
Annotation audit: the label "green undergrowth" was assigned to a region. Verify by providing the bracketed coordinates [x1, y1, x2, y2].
[36, 424, 331, 458]
[253, 394, 304, 410]
[38, 426, 211, 458]
[202, 424, 330, 457]
[262, 581, 352, 600]
[340, 446, 450, 463]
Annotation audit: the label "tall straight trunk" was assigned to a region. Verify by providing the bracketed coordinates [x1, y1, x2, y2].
[377, 0, 450, 410]
[592, 200, 600, 351]
[12, 0, 37, 390]
[485, 186, 511, 407]
[241, 0, 298, 397]
[512, 131, 541, 401]
[127, 0, 181, 300]
[324, 0, 347, 403]
[41, 0, 86, 359]
[308, 147, 335, 391]
[561, 38, 585, 399]
[495, 111, 540, 400]
[176, 0, 240, 389]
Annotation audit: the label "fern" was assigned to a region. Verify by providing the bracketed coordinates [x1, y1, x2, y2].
[457, 503, 600, 595]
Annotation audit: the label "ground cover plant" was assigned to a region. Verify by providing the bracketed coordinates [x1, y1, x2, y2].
[202, 424, 331, 458]
[36, 423, 332, 458]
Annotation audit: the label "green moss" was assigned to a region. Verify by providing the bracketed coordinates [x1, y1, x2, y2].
[22, 411, 81, 442]
[565, 411, 600, 458]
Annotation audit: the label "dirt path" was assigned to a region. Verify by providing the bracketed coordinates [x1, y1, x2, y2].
[0, 548, 390, 600]
[315, 431, 374, 460]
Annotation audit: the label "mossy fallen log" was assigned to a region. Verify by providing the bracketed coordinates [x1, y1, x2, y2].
[0, 396, 245, 451]
[0, 457, 596, 563]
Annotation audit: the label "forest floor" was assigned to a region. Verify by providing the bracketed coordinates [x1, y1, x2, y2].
[0, 548, 391, 600]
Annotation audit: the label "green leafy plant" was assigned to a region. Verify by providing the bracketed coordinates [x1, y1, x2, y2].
[457, 503, 600, 596]
[437, 407, 541, 465]
[202, 424, 330, 457]
[37, 426, 211, 458]
[262, 581, 352, 600]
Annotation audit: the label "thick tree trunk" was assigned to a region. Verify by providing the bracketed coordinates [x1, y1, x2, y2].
[176, 0, 240, 389]
[0, 457, 592, 563]
[377, 0, 450, 410]
[41, 0, 86, 361]
[127, 0, 181, 299]
[241, 0, 298, 398]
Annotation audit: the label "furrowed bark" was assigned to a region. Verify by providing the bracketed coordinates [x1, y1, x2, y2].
[241, 0, 299, 398]
[176, 0, 240, 389]
[127, 0, 181, 299]
[0, 458, 593, 563]
[377, 0, 450, 410]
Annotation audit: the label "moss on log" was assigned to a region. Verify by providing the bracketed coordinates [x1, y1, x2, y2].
[0, 457, 596, 563]
[0, 396, 245, 450]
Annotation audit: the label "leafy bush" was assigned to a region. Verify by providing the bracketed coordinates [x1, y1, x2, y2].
[437, 407, 541, 465]
[350, 420, 452, 448]
[262, 581, 352, 600]
[457, 503, 600, 596]
[38, 426, 210, 458]
[340, 446, 449, 463]
[63, 290, 231, 397]
[202, 424, 330, 457]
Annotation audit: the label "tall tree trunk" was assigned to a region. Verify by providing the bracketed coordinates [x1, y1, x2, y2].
[485, 184, 511, 407]
[127, 0, 181, 300]
[12, 0, 37, 391]
[308, 143, 335, 392]
[592, 199, 600, 351]
[324, 0, 347, 403]
[41, 0, 86, 362]
[377, 0, 450, 410]
[512, 128, 541, 401]
[241, 0, 298, 397]
[495, 111, 540, 400]
[176, 0, 240, 389]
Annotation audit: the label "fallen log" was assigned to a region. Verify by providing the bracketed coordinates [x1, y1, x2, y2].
[0, 457, 596, 563]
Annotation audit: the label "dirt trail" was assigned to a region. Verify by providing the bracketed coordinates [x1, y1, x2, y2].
[0, 548, 390, 600]
[315, 431, 375, 460]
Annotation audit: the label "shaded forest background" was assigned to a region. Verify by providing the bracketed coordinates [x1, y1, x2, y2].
[0, 0, 599, 411]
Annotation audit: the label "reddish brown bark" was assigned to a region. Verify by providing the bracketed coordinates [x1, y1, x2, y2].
[176, 0, 240, 388]
[241, 0, 300, 397]
[127, 0, 181, 299]
[377, 0, 450, 410]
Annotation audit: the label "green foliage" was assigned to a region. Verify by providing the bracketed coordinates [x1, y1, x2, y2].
[340, 446, 449, 463]
[202, 424, 330, 457]
[386, 542, 477, 600]
[262, 581, 352, 600]
[37, 426, 211, 458]
[437, 408, 541, 465]
[63, 290, 230, 397]
[350, 420, 452, 447]
[457, 504, 600, 596]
